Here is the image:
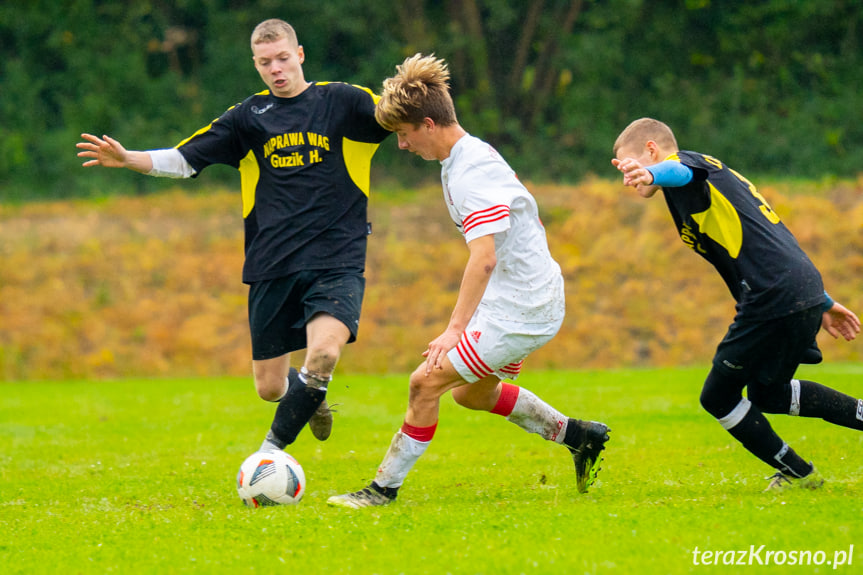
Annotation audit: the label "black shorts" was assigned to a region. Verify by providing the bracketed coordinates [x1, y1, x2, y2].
[712, 305, 823, 388]
[248, 268, 365, 361]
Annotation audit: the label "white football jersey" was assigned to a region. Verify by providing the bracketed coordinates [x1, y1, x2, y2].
[440, 134, 565, 325]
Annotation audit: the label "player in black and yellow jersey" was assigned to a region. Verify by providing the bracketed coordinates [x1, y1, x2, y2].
[612, 117, 861, 491]
[77, 19, 390, 452]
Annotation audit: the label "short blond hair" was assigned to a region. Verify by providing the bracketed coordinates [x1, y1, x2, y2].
[251, 19, 298, 51]
[376, 53, 457, 131]
[613, 117, 679, 156]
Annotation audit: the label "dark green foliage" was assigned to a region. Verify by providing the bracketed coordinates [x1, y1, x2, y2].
[2, 0, 861, 200]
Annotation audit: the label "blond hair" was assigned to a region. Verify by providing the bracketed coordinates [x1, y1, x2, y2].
[613, 117, 679, 156]
[251, 19, 298, 51]
[376, 53, 457, 131]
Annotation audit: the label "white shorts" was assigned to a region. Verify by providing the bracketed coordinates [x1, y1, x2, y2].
[447, 312, 563, 383]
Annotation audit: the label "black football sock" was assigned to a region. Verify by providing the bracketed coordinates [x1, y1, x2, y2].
[267, 368, 327, 448]
[796, 379, 863, 430]
[722, 400, 813, 478]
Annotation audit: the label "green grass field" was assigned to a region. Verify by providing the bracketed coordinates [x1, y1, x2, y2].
[3, 365, 862, 574]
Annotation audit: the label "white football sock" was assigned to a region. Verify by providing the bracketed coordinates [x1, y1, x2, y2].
[260, 432, 282, 452]
[506, 388, 568, 444]
[373, 431, 431, 488]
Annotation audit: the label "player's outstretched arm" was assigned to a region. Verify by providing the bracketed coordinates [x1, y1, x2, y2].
[822, 301, 861, 341]
[76, 133, 153, 174]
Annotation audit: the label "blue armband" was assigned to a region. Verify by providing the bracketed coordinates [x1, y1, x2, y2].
[646, 161, 694, 187]
[821, 292, 834, 312]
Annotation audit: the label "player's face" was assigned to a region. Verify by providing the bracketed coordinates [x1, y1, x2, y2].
[253, 38, 307, 98]
[394, 122, 438, 161]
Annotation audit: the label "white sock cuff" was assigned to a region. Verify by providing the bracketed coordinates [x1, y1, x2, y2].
[718, 398, 752, 430]
[398, 430, 433, 454]
[300, 366, 331, 390]
[789, 379, 801, 416]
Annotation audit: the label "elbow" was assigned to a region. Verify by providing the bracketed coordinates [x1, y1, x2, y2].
[483, 254, 497, 275]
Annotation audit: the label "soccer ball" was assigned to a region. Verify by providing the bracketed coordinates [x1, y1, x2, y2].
[236, 450, 306, 507]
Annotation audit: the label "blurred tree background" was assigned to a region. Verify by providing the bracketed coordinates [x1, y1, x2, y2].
[1, 0, 861, 201]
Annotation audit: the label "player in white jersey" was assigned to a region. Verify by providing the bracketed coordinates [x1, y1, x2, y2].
[442, 134, 566, 380]
[328, 54, 610, 508]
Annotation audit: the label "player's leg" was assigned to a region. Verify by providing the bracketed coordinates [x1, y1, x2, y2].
[248, 275, 306, 450]
[253, 354, 292, 401]
[750, 378, 863, 430]
[455, 379, 608, 492]
[452, 379, 591, 445]
[266, 268, 364, 447]
[701, 314, 821, 487]
[746, 306, 863, 429]
[448, 321, 568, 441]
[251, 271, 353, 450]
[701, 368, 813, 478]
[263, 314, 350, 449]
[297, 313, 351, 440]
[257, 355, 311, 451]
[328, 359, 465, 508]
[450, 321, 609, 492]
[298, 268, 365, 441]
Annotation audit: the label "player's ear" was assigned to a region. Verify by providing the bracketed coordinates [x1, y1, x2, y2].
[645, 140, 660, 161]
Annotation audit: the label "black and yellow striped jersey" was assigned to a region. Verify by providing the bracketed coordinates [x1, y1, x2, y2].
[661, 151, 824, 320]
[176, 82, 390, 283]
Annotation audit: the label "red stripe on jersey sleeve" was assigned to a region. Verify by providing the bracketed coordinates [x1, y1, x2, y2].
[463, 205, 510, 234]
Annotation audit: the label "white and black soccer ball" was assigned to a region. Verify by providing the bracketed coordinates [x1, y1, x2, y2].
[236, 450, 306, 507]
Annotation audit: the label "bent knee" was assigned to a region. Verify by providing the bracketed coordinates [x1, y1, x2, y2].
[305, 344, 341, 374]
[700, 369, 745, 419]
[253, 368, 288, 401]
[408, 368, 429, 397]
[408, 366, 450, 403]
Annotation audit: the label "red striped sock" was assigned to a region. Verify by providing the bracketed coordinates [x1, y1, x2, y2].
[401, 420, 438, 442]
[490, 383, 520, 416]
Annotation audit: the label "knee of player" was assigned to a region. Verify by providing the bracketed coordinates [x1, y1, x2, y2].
[698, 386, 715, 415]
[305, 345, 340, 373]
[407, 368, 443, 402]
[255, 375, 286, 402]
[699, 370, 743, 418]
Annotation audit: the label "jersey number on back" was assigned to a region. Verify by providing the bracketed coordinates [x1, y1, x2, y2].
[703, 155, 781, 224]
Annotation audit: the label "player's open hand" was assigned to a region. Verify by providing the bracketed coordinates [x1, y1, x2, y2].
[611, 157, 655, 188]
[822, 301, 861, 341]
[76, 133, 129, 168]
[422, 328, 461, 375]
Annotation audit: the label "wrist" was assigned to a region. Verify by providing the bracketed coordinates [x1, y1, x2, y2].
[822, 292, 834, 312]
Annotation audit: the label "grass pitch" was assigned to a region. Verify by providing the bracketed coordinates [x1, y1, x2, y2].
[2, 365, 862, 574]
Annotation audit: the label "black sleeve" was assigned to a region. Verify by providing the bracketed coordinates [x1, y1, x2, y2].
[341, 84, 391, 143]
[176, 104, 247, 175]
